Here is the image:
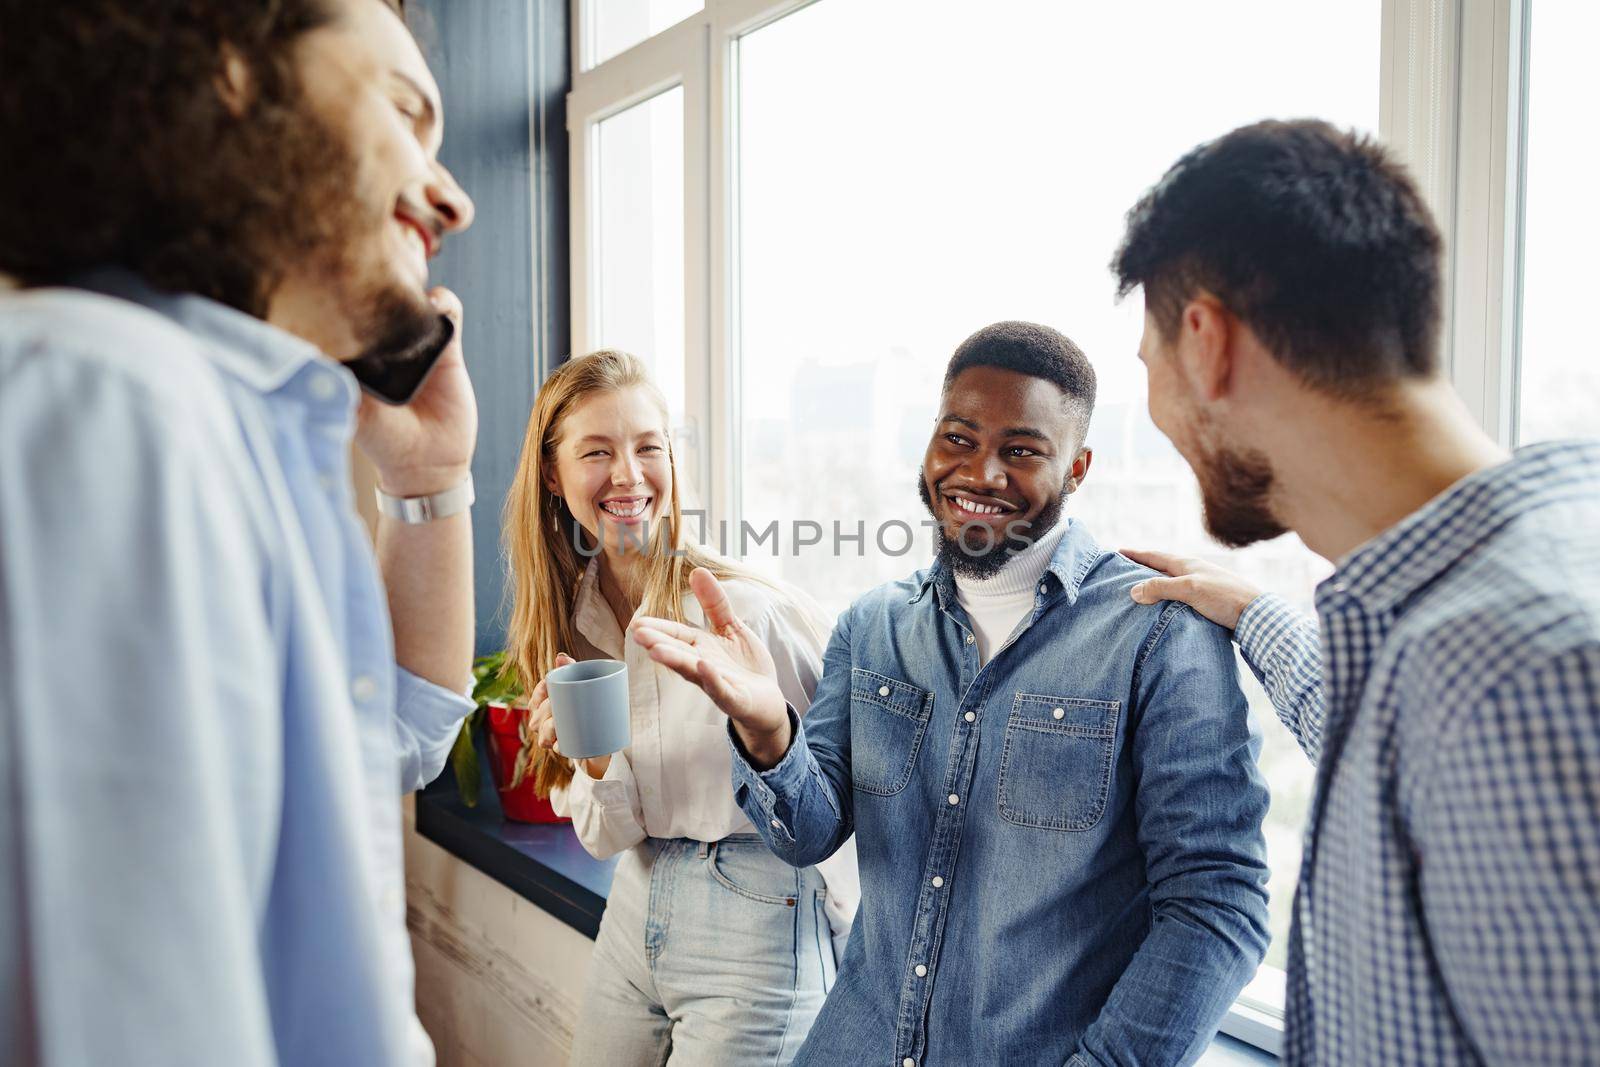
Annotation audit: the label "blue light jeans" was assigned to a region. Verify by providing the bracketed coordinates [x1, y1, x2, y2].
[569, 835, 835, 1066]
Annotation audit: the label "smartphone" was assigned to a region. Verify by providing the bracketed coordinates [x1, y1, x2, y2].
[347, 313, 455, 405]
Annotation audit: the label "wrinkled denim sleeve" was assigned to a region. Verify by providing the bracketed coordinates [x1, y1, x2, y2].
[1072, 604, 1272, 1067]
[729, 606, 856, 869]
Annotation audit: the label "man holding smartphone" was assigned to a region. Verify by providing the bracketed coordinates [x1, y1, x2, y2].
[0, 1, 477, 1063]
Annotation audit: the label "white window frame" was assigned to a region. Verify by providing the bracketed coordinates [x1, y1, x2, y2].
[1383, 0, 1531, 447]
[566, 0, 1533, 1055]
[567, 14, 714, 505]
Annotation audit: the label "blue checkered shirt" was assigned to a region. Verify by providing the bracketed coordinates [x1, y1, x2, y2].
[1234, 440, 1600, 1065]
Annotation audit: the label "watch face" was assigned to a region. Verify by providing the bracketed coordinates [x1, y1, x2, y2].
[346, 313, 454, 405]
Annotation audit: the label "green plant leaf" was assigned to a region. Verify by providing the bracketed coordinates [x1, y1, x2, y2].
[470, 650, 524, 708]
[449, 717, 480, 808]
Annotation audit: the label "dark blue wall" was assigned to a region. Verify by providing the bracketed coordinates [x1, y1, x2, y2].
[413, 0, 569, 653]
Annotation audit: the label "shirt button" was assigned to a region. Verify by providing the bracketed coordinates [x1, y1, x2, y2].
[1053, 707, 1065, 720]
[914, 964, 928, 977]
[964, 711, 976, 723]
[948, 793, 960, 806]
[351, 674, 378, 702]
[309, 373, 339, 401]
[1039, 582, 1048, 595]
[964, 634, 975, 645]
[903, 1060, 915, 1067]
[770, 819, 783, 831]
[878, 685, 890, 697]
[931, 876, 944, 888]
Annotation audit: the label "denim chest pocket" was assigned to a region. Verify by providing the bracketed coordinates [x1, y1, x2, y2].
[997, 693, 1120, 831]
[849, 668, 934, 797]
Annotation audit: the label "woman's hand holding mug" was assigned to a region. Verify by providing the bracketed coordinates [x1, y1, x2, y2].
[527, 653, 613, 780]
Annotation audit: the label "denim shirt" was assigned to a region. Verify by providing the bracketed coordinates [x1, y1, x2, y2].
[731, 519, 1270, 1067]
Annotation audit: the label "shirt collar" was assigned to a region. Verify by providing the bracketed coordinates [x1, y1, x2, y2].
[1327, 439, 1600, 615]
[954, 520, 1067, 600]
[913, 516, 1104, 608]
[70, 267, 336, 396]
[572, 557, 627, 659]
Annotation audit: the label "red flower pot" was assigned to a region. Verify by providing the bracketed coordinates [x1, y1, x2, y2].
[484, 702, 571, 824]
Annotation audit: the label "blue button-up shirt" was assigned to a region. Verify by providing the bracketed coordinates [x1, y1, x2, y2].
[1235, 440, 1600, 1066]
[0, 277, 472, 1065]
[731, 519, 1270, 1066]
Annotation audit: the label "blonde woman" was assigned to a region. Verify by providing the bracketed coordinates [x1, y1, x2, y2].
[503, 350, 858, 1066]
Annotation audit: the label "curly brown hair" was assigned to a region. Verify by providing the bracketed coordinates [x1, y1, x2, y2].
[0, 0, 402, 316]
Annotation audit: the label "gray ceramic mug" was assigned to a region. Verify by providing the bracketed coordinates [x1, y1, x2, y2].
[546, 658, 631, 759]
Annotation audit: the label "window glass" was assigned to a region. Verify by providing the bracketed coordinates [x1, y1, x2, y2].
[736, 0, 1379, 980]
[589, 0, 703, 69]
[1516, 2, 1599, 445]
[596, 86, 686, 429]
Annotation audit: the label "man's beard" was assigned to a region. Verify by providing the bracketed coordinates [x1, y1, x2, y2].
[347, 282, 449, 370]
[1193, 429, 1286, 548]
[234, 84, 437, 361]
[918, 471, 1067, 580]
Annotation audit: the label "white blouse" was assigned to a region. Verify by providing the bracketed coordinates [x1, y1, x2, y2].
[549, 560, 860, 954]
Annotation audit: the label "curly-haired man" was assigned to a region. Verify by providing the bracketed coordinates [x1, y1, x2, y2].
[0, 2, 478, 1062]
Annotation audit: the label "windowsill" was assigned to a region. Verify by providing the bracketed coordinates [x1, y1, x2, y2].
[415, 765, 1277, 1063]
[414, 765, 617, 938]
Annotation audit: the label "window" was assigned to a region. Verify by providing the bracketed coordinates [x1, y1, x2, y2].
[584, 0, 704, 70]
[568, 1, 1545, 1055]
[733, 0, 1373, 994]
[593, 87, 687, 430]
[1516, 2, 1598, 445]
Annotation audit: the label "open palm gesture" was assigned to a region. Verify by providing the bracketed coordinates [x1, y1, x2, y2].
[630, 568, 791, 760]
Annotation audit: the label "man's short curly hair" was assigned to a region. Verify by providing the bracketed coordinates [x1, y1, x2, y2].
[1112, 119, 1443, 399]
[0, 0, 402, 315]
[944, 320, 1098, 439]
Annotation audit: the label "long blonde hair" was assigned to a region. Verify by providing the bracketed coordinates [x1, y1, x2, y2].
[503, 349, 767, 795]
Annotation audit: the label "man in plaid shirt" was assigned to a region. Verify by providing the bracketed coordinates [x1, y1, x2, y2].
[1110, 119, 1599, 1064]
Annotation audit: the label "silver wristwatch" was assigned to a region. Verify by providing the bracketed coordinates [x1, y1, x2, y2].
[375, 474, 475, 524]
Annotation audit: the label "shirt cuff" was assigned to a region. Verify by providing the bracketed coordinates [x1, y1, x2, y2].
[395, 665, 475, 727]
[728, 706, 808, 844]
[1235, 592, 1298, 657]
[394, 666, 475, 791]
[573, 751, 633, 807]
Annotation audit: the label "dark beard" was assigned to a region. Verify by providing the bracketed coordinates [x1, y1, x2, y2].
[160, 67, 374, 319]
[1196, 442, 1286, 548]
[346, 285, 450, 382]
[234, 78, 437, 361]
[918, 471, 1067, 580]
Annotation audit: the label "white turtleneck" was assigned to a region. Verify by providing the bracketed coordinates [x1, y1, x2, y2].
[953, 520, 1069, 664]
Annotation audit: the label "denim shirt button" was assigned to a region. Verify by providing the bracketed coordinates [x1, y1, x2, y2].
[931, 876, 944, 888]
[878, 685, 890, 697]
[903, 1060, 915, 1067]
[1052, 707, 1065, 719]
[948, 793, 960, 805]
[914, 964, 927, 977]
[964, 634, 974, 645]
[770, 818, 782, 831]
[964, 711, 976, 722]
